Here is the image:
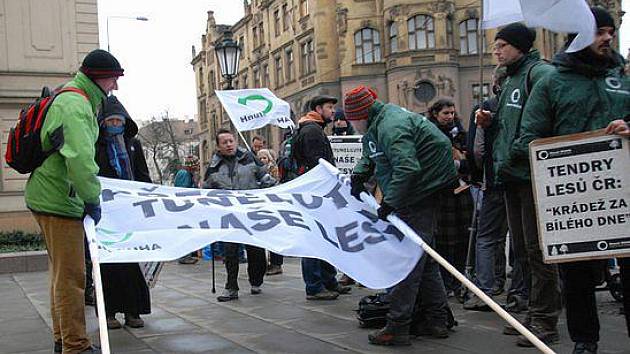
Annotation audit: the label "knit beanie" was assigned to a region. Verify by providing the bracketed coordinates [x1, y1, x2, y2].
[495, 23, 536, 54]
[344, 86, 378, 121]
[80, 49, 124, 80]
[591, 6, 615, 29]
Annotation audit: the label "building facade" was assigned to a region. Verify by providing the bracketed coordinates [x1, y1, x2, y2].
[0, 0, 99, 231]
[192, 0, 623, 172]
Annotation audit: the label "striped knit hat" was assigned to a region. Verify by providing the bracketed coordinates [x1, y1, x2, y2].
[344, 86, 378, 121]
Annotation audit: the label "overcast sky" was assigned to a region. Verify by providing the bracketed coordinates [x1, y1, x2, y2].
[97, 0, 629, 123]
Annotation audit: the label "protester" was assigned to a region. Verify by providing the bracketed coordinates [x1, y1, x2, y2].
[464, 67, 523, 311]
[174, 156, 201, 265]
[24, 48, 123, 354]
[427, 99, 474, 301]
[95, 95, 152, 330]
[332, 110, 355, 136]
[511, 7, 630, 352]
[292, 95, 351, 300]
[346, 86, 456, 346]
[476, 22, 559, 347]
[256, 148, 284, 276]
[252, 135, 265, 153]
[203, 129, 275, 301]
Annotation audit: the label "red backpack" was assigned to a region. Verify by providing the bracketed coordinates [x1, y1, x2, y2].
[5, 86, 88, 174]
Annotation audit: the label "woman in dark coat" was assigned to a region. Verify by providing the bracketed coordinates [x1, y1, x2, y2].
[96, 95, 152, 329]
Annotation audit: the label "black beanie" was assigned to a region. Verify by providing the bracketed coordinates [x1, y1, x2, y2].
[591, 6, 615, 29]
[495, 23, 537, 54]
[80, 49, 124, 80]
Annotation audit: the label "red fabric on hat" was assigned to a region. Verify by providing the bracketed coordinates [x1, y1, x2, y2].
[344, 86, 377, 121]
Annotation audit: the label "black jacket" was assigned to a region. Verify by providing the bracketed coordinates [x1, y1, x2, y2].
[292, 119, 335, 171]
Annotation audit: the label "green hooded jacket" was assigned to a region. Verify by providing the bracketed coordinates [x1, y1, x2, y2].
[490, 50, 554, 184]
[353, 101, 457, 209]
[512, 51, 630, 160]
[25, 72, 106, 218]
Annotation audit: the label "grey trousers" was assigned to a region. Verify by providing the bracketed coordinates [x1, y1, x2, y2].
[387, 200, 448, 327]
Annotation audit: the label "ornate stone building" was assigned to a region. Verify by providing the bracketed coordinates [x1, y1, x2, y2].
[191, 0, 622, 170]
[0, 0, 99, 231]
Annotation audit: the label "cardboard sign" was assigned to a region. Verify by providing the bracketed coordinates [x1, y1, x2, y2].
[329, 135, 363, 175]
[530, 130, 630, 263]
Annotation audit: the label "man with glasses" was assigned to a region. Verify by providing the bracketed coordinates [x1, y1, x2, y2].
[476, 23, 559, 347]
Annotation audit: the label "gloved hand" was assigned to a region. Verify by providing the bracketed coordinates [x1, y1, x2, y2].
[84, 202, 102, 225]
[350, 174, 369, 201]
[377, 202, 395, 221]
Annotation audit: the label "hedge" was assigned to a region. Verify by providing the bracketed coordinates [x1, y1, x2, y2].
[0, 231, 46, 253]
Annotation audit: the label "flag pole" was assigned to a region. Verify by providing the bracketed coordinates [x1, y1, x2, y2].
[478, 0, 485, 109]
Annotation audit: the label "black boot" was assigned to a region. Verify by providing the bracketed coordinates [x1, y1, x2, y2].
[368, 324, 411, 346]
[573, 342, 597, 354]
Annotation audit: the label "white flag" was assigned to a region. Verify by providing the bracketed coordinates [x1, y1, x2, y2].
[483, 0, 596, 53]
[216, 88, 294, 132]
[88, 163, 424, 289]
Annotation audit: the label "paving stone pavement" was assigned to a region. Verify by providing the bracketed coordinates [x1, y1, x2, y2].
[1, 258, 628, 354]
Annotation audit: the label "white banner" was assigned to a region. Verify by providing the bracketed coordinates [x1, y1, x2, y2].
[216, 88, 294, 131]
[483, 0, 595, 53]
[329, 135, 363, 175]
[92, 162, 423, 289]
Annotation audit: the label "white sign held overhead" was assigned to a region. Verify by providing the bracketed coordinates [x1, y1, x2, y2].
[329, 135, 363, 175]
[216, 88, 294, 132]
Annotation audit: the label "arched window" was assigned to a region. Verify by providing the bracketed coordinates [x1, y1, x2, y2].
[389, 22, 398, 53]
[408, 15, 435, 50]
[460, 18, 478, 54]
[354, 28, 381, 64]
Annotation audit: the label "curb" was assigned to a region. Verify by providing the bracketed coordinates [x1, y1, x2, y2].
[0, 250, 48, 274]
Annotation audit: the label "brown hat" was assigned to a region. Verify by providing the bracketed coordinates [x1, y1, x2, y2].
[344, 86, 378, 121]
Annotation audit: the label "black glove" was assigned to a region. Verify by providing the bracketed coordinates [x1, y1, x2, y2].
[350, 174, 369, 201]
[84, 202, 102, 225]
[377, 202, 395, 221]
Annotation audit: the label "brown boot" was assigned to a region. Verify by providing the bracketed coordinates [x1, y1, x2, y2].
[368, 324, 411, 346]
[124, 313, 145, 328]
[106, 316, 122, 329]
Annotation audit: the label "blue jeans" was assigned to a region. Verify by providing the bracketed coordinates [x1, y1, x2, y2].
[474, 188, 509, 294]
[301, 258, 338, 295]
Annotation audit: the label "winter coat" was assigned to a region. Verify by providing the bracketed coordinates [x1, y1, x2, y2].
[25, 72, 106, 218]
[292, 112, 335, 171]
[95, 115, 152, 183]
[203, 147, 275, 190]
[174, 169, 195, 188]
[490, 50, 554, 184]
[512, 50, 630, 159]
[353, 101, 457, 209]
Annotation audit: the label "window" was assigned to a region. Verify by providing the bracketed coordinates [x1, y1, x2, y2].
[446, 18, 453, 48]
[460, 19, 478, 54]
[301, 40, 315, 75]
[472, 83, 490, 101]
[253, 67, 260, 87]
[408, 15, 435, 50]
[300, 0, 309, 17]
[252, 25, 258, 47]
[274, 10, 281, 36]
[262, 63, 269, 87]
[285, 47, 294, 81]
[275, 55, 283, 87]
[259, 23, 265, 45]
[241, 73, 248, 89]
[198, 67, 204, 91]
[414, 81, 437, 103]
[354, 28, 381, 64]
[389, 23, 398, 53]
[208, 70, 215, 91]
[283, 4, 290, 31]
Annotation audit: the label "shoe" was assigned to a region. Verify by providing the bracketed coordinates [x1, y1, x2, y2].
[84, 287, 95, 306]
[491, 282, 506, 296]
[504, 294, 528, 313]
[124, 314, 144, 328]
[54, 341, 62, 353]
[516, 324, 559, 347]
[503, 317, 530, 335]
[368, 325, 411, 346]
[266, 265, 283, 275]
[306, 289, 339, 300]
[573, 342, 598, 354]
[217, 289, 239, 302]
[178, 255, 198, 265]
[330, 284, 352, 295]
[463, 294, 491, 311]
[251, 286, 262, 295]
[339, 274, 356, 286]
[80, 345, 101, 353]
[106, 316, 122, 329]
[410, 323, 449, 339]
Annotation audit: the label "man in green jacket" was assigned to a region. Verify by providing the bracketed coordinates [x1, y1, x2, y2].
[25, 49, 124, 354]
[512, 7, 629, 353]
[476, 23, 560, 347]
[346, 86, 457, 346]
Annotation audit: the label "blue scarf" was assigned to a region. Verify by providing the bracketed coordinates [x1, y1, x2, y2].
[104, 126, 134, 180]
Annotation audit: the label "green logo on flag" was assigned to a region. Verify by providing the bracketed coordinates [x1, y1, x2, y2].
[97, 228, 134, 246]
[237, 95, 273, 115]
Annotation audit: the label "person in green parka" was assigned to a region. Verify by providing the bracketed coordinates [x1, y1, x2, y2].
[346, 86, 457, 346]
[512, 7, 630, 354]
[25, 49, 124, 354]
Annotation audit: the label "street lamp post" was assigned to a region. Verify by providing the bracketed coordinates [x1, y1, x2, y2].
[215, 31, 241, 90]
[106, 15, 149, 52]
